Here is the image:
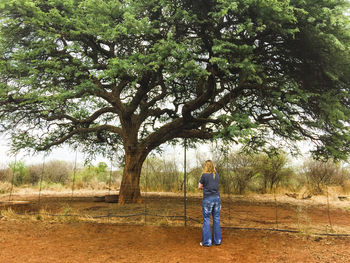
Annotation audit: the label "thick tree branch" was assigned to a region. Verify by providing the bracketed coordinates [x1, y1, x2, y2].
[39, 124, 123, 150]
[42, 106, 116, 124]
[182, 73, 216, 121]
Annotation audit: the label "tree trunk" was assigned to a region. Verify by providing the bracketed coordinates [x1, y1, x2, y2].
[118, 150, 145, 205]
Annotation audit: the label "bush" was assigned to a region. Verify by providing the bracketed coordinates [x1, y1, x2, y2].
[0, 167, 11, 182]
[187, 166, 202, 192]
[193, 148, 295, 195]
[9, 161, 29, 186]
[229, 153, 257, 194]
[37, 181, 65, 191]
[26, 164, 42, 185]
[16, 160, 74, 186]
[303, 159, 350, 195]
[140, 157, 181, 192]
[342, 180, 350, 194]
[0, 181, 12, 194]
[284, 171, 306, 193]
[71, 162, 115, 189]
[44, 160, 73, 184]
[251, 152, 294, 194]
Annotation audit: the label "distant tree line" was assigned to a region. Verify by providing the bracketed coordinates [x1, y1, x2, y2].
[1, 150, 349, 196]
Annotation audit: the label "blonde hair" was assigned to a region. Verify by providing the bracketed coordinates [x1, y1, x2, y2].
[203, 160, 216, 179]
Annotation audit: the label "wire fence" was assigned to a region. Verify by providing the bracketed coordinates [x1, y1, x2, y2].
[1, 149, 350, 237]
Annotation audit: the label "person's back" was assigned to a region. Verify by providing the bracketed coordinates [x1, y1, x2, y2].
[200, 172, 220, 198]
[198, 160, 222, 247]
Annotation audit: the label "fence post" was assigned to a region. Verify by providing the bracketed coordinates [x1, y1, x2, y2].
[9, 155, 17, 201]
[8, 155, 17, 202]
[38, 155, 46, 205]
[226, 150, 231, 226]
[273, 185, 279, 229]
[184, 139, 187, 227]
[71, 150, 78, 201]
[326, 185, 333, 232]
[108, 154, 113, 196]
[144, 158, 148, 225]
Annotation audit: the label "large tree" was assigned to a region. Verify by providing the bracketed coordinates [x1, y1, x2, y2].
[1, 0, 350, 204]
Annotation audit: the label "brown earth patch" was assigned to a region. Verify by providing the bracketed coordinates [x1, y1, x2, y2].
[0, 220, 349, 263]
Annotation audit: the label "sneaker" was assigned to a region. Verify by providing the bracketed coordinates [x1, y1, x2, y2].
[200, 242, 211, 247]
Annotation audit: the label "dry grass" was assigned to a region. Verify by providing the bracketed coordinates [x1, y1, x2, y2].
[1, 183, 349, 209]
[294, 205, 312, 234]
[0, 205, 87, 224]
[341, 180, 350, 195]
[2, 184, 350, 235]
[0, 182, 12, 194]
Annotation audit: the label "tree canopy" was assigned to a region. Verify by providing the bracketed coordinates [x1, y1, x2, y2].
[1, 0, 350, 203]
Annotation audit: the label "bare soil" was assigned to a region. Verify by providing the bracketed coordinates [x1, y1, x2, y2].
[0, 220, 350, 263]
[1, 190, 350, 262]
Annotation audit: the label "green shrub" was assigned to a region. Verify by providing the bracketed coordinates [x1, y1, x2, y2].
[252, 152, 293, 193]
[9, 161, 29, 186]
[70, 162, 113, 189]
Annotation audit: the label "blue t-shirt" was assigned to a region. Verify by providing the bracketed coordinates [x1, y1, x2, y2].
[200, 172, 220, 198]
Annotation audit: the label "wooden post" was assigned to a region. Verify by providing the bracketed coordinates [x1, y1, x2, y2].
[184, 139, 187, 227]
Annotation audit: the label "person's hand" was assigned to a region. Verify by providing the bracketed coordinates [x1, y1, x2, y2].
[198, 183, 203, 190]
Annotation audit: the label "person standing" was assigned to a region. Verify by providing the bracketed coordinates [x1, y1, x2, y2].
[198, 160, 222, 247]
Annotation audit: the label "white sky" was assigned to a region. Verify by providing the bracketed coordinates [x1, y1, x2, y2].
[0, 135, 205, 169]
[0, 140, 82, 167]
[0, 133, 313, 170]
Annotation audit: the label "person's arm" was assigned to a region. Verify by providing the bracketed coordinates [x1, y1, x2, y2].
[198, 174, 204, 189]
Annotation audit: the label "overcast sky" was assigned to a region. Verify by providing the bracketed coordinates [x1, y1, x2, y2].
[0, 132, 314, 170]
[0, 135, 208, 169]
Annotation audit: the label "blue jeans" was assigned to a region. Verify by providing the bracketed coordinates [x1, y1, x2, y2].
[202, 195, 221, 246]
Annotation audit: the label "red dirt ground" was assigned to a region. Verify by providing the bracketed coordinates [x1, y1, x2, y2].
[0, 220, 350, 263]
[1, 191, 350, 262]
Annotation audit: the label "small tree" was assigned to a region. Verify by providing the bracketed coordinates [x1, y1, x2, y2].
[0, 166, 11, 182]
[140, 156, 181, 192]
[303, 159, 348, 195]
[230, 153, 256, 194]
[45, 160, 73, 184]
[9, 161, 28, 186]
[24, 160, 73, 185]
[26, 164, 42, 185]
[187, 166, 203, 192]
[254, 152, 293, 193]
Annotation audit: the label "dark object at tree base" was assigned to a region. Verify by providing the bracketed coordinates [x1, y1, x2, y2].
[105, 195, 119, 203]
[302, 194, 312, 200]
[93, 196, 105, 202]
[338, 196, 348, 201]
